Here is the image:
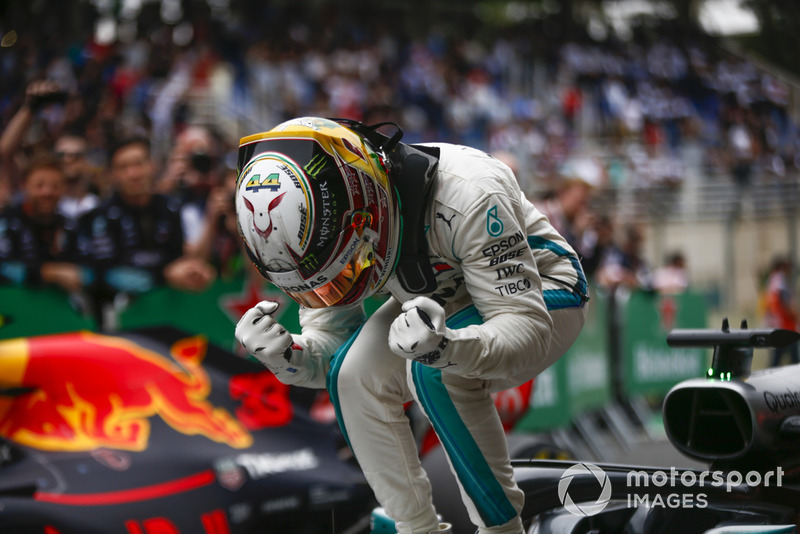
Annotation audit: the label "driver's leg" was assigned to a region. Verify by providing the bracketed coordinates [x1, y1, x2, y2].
[409, 359, 524, 534]
[328, 297, 440, 534]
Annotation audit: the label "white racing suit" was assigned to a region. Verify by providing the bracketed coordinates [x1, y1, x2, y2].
[280, 143, 588, 534]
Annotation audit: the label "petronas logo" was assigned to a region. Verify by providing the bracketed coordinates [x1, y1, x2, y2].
[304, 154, 327, 180]
[486, 205, 504, 237]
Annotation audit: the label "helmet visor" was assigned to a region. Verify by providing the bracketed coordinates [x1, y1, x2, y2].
[263, 216, 378, 308]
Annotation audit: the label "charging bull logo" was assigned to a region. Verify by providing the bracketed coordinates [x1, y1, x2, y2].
[0, 332, 253, 452]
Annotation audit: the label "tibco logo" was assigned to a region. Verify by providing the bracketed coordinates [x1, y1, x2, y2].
[558, 463, 612, 517]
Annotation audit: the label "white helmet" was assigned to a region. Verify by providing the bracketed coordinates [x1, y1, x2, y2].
[235, 117, 400, 308]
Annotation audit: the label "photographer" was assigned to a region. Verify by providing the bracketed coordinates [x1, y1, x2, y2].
[156, 125, 222, 253]
[185, 168, 245, 280]
[0, 80, 70, 206]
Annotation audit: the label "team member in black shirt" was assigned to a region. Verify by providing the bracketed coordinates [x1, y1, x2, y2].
[0, 154, 84, 293]
[79, 136, 214, 307]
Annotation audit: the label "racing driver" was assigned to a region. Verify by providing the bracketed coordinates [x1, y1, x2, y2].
[234, 117, 588, 534]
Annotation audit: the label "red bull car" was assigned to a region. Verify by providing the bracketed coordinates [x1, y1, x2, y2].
[0, 327, 376, 534]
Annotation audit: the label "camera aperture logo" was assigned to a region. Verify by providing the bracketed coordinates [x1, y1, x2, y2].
[558, 463, 785, 516]
[558, 462, 612, 516]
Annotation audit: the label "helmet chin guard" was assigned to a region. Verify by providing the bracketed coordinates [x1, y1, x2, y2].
[235, 117, 401, 308]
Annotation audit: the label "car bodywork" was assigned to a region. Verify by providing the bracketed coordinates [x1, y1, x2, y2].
[0, 327, 375, 534]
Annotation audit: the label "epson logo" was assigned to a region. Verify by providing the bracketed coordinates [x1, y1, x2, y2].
[482, 232, 524, 257]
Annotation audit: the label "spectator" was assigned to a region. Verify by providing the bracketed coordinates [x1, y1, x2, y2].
[537, 176, 594, 242]
[726, 107, 757, 190]
[186, 168, 244, 279]
[762, 256, 799, 366]
[653, 251, 689, 295]
[562, 84, 582, 134]
[0, 154, 84, 294]
[596, 225, 653, 292]
[157, 125, 223, 252]
[579, 214, 616, 282]
[537, 176, 601, 277]
[78, 136, 215, 316]
[156, 125, 218, 196]
[54, 133, 101, 220]
[0, 80, 70, 205]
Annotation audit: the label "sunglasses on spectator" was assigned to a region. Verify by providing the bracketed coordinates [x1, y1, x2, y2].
[56, 151, 86, 159]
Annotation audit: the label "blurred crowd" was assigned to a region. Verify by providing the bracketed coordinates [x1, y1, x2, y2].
[1, 1, 798, 327]
[0, 117, 242, 327]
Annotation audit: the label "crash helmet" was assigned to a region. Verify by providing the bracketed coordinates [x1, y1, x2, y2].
[235, 117, 401, 308]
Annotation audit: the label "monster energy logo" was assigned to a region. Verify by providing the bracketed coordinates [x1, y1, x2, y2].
[304, 154, 327, 179]
[299, 254, 320, 271]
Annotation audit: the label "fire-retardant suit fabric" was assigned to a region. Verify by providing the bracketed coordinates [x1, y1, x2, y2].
[280, 143, 588, 533]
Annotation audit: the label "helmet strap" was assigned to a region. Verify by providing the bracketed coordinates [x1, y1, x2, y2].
[331, 118, 440, 295]
[330, 118, 404, 154]
[389, 143, 440, 295]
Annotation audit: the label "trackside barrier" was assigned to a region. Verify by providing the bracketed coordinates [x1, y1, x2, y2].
[621, 290, 709, 397]
[115, 277, 390, 353]
[515, 288, 611, 432]
[116, 277, 295, 353]
[0, 281, 707, 434]
[0, 286, 96, 340]
[514, 288, 708, 433]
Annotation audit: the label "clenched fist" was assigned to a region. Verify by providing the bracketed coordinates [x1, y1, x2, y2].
[235, 301, 304, 383]
[389, 296, 450, 367]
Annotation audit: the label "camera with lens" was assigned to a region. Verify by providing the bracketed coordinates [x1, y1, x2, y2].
[189, 151, 213, 174]
[28, 90, 69, 112]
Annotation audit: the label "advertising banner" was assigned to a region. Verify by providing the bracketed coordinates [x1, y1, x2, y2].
[516, 289, 611, 432]
[117, 277, 390, 353]
[117, 277, 296, 352]
[0, 286, 96, 340]
[621, 290, 708, 397]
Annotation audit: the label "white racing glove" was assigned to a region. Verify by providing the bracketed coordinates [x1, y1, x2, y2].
[235, 301, 305, 384]
[389, 296, 451, 367]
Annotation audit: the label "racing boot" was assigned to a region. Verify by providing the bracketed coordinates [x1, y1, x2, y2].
[428, 524, 452, 534]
